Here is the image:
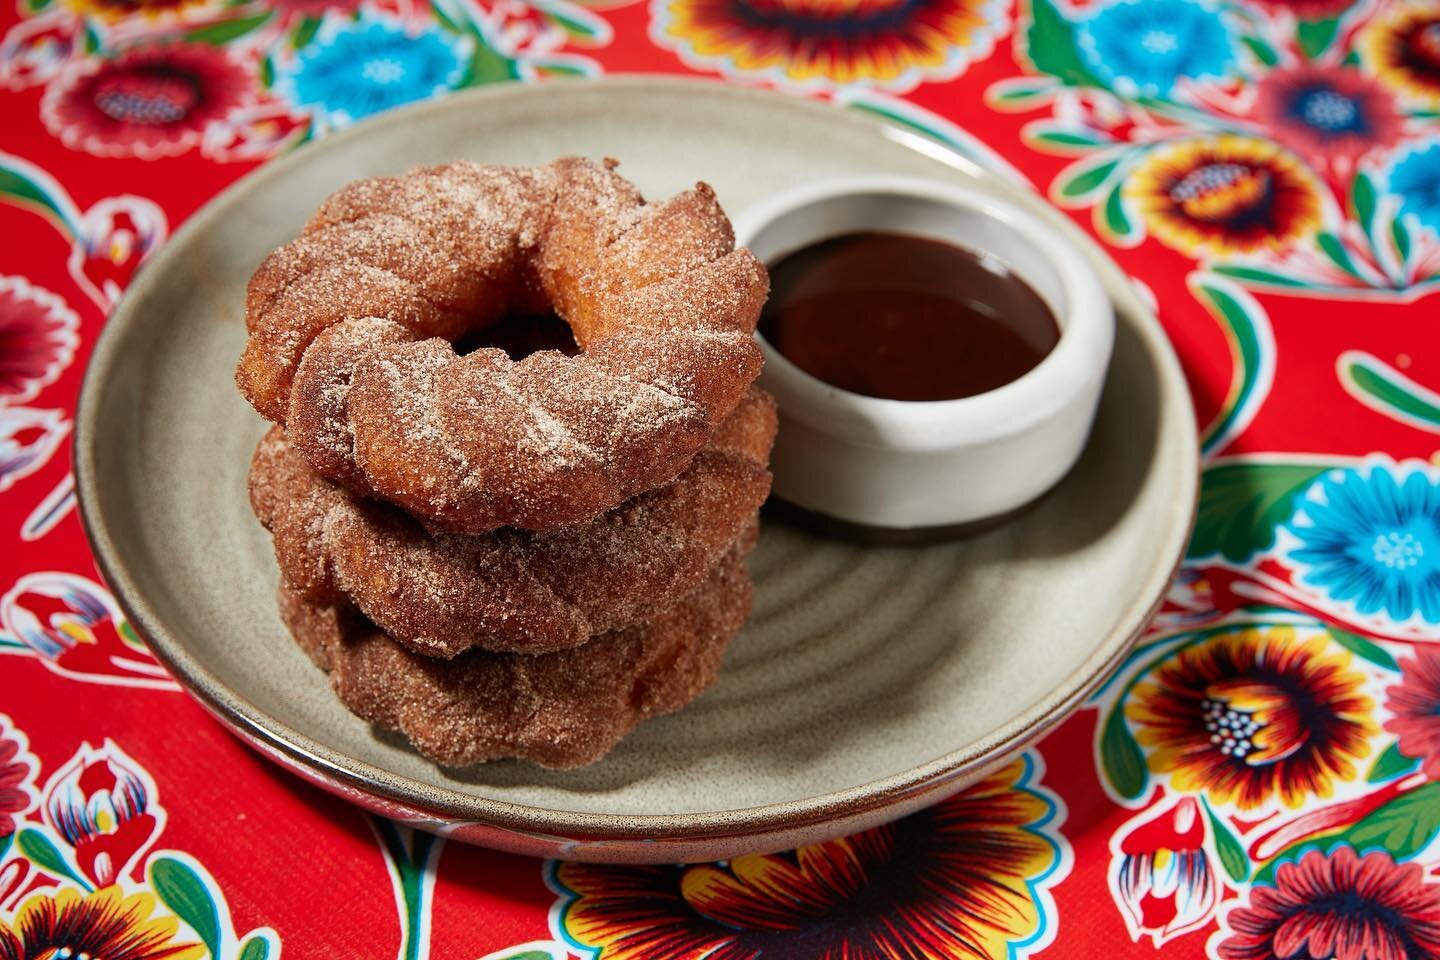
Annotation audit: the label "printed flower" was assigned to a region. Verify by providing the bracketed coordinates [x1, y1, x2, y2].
[0, 572, 170, 689]
[68, 196, 169, 311]
[1388, 139, 1440, 237]
[0, 886, 201, 960]
[43, 742, 160, 887]
[1385, 649, 1440, 778]
[272, 0, 358, 14]
[41, 43, 253, 159]
[1124, 135, 1324, 255]
[652, 0, 1006, 92]
[0, 407, 68, 494]
[0, 718, 36, 840]
[274, 13, 469, 130]
[554, 758, 1061, 958]
[1252, 66, 1404, 171]
[60, 0, 210, 22]
[1126, 626, 1375, 810]
[1077, 0, 1236, 99]
[0, 277, 80, 406]
[1246, 0, 1355, 19]
[1360, 4, 1440, 109]
[1283, 463, 1440, 626]
[0, 12, 80, 90]
[1215, 847, 1440, 960]
[1110, 794, 1219, 946]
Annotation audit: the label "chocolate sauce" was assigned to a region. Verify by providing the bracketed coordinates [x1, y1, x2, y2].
[757, 232, 1060, 402]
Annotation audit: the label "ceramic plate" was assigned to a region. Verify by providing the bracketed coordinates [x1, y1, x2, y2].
[76, 77, 1198, 863]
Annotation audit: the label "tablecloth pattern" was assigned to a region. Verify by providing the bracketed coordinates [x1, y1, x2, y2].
[2, 0, 1439, 956]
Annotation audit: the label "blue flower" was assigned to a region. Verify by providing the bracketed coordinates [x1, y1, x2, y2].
[1284, 463, 1440, 626]
[1077, 0, 1236, 99]
[276, 12, 470, 129]
[1388, 140, 1440, 235]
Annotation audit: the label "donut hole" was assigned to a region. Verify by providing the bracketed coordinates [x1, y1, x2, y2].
[454, 311, 580, 361]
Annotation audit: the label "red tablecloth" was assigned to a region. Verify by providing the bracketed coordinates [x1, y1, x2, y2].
[3, 1, 1440, 956]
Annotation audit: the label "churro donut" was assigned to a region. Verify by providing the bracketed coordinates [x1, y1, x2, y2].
[279, 546, 753, 769]
[250, 387, 776, 658]
[237, 157, 767, 533]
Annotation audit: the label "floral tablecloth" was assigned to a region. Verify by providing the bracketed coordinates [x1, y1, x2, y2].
[3, 0, 1440, 955]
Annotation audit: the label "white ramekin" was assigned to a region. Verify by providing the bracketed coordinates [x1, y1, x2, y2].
[735, 176, 1115, 535]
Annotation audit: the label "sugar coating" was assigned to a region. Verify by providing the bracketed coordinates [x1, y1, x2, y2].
[236, 157, 768, 533]
[278, 543, 754, 769]
[249, 387, 777, 658]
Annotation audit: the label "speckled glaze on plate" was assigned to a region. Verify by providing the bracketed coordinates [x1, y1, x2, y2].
[75, 77, 1198, 864]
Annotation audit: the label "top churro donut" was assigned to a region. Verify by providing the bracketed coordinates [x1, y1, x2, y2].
[236, 157, 767, 533]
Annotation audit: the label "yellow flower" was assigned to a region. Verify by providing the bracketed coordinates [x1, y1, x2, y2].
[0, 885, 203, 960]
[1125, 136, 1324, 256]
[1360, 3, 1440, 109]
[1127, 626, 1377, 810]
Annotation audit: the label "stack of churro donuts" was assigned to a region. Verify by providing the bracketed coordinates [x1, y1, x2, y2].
[239, 157, 773, 768]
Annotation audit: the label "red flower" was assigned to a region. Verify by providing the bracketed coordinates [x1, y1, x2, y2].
[1246, 0, 1356, 19]
[0, 720, 36, 839]
[1217, 847, 1440, 960]
[0, 276, 80, 405]
[41, 43, 252, 159]
[1385, 649, 1440, 779]
[1111, 794, 1219, 946]
[1253, 66, 1405, 172]
[42, 742, 159, 888]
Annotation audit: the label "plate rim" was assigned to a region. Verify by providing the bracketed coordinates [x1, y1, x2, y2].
[75, 74, 1199, 843]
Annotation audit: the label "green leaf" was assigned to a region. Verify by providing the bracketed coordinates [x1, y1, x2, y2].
[18, 829, 89, 889]
[238, 937, 270, 960]
[1023, 0, 1106, 87]
[22, 0, 55, 13]
[0, 833, 12, 861]
[1368, 742, 1422, 783]
[1205, 805, 1250, 883]
[1351, 173, 1378, 240]
[1343, 354, 1440, 430]
[1057, 157, 1121, 201]
[1240, 35, 1280, 67]
[186, 10, 272, 44]
[462, 37, 520, 87]
[260, 54, 275, 88]
[1326, 626, 1399, 670]
[1298, 16, 1341, 60]
[1347, 783, 1440, 855]
[151, 857, 222, 958]
[986, 77, 1058, 109]
[1209, 264, 1308, 287]
[1317, 231, 1364, 278]
[1188, 462, 1328, 562]
[530, 58, 589, 77]
[1391, 217, 1412, 264]
[1102, 183, 1135, 240]
[291, 14, 321, 49]
[1100, 707, 1147, 800]
[1030, 128, 1114, 152]
[1257, 783, 1440, 883]
[82, 20, 101, 54]
[540, 6, 605, 42]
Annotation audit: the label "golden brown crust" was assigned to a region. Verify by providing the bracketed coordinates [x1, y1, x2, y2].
[237, 157, 767, 533]
[279, 547, 753, 769]
[250, 387, 777, 659]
